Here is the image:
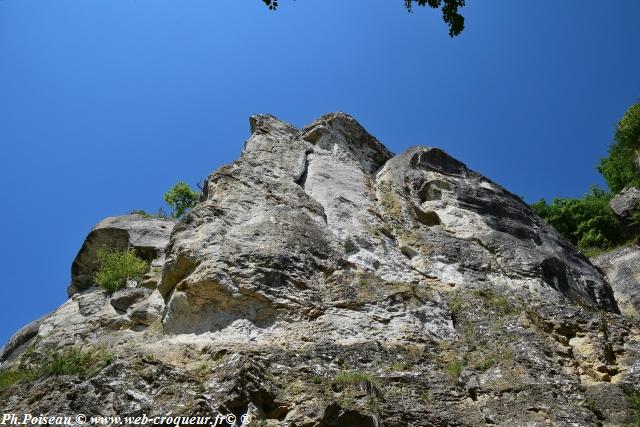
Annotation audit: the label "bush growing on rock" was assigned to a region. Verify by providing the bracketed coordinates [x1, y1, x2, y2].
[94, 248, 149, 293]
[0, 348, 112, 391]
[163, 181, 201, 218]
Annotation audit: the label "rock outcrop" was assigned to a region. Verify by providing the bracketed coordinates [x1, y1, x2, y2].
[609, 187, 640, 235]
[2, 113, 639, 426]
[593, 244, 640, 319]
[67, 214, 176, 296]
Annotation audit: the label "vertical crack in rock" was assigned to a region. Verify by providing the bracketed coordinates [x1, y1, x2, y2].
[294, 151, 310, 189]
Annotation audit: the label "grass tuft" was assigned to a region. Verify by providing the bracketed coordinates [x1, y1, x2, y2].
[0, 347, 112, 392]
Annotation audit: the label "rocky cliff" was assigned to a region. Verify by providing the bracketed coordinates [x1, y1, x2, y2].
[1, 113, 639, 426]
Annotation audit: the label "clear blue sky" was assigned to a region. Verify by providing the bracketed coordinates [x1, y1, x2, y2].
[1, 0, 639, 344]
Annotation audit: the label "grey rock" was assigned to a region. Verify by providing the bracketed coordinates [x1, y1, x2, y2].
[2, 113, 638, 427]
[592, 244, 640, 318]
[110, 287, 151, 313]
[68, 214, 176, 296]
[0, 315, 46, 364]
[610, 187, 640, 234]
[128, 290, 164, 325]
[160, 113, 617, 340]
[139, 269, 162, 290]
[376, 146, 618, 311]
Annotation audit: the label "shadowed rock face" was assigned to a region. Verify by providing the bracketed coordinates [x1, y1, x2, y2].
[2, 114, 639, 426]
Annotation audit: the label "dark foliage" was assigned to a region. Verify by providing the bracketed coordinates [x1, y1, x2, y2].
[262, 0, 466, 37]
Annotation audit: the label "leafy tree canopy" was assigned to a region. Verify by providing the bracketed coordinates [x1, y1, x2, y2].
[261, 0, 466, 37]
[531, 187, 623, 252]
[163, 181, 201, 218]
[598, 102, 640, 193]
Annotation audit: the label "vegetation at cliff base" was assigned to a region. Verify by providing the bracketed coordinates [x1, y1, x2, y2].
[0, 369, 36, 391]
[531, 187, 623, 252]
[94, 248, 149, 293]
[163, 181, 201, 218]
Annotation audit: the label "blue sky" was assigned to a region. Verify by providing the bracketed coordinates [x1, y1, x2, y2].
[1, 0, 639, 344]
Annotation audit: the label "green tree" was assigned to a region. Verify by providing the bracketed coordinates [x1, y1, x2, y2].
[94, 248, 149, 293]
[163, 181, 201, 218]
[531, 187, 622, 251]
[598, 102, 640, 193]
[262, 0, 466, 37]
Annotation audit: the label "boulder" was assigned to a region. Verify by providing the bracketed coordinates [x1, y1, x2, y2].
[110, 287, 152, 313]
[609, 187, 640, 234]
[128, 290, 164, 325]
[67, 214, 176, 296]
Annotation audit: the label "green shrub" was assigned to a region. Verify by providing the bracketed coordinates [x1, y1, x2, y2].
[163, 181, 201, 218]
[94, 248, 149, 293]
[0, 369, 37, 391]
[598, 102, 640, 194]
[628, 390, 640, 426]
[445, 360, 463, 380]
[46, 348, 112, 377]
[389, 361, 411, 371]
[472, 288, 521, 316]
[531, 187, 623, 251]
[332, 371, 379, 387]
[0, 348, 112, 391]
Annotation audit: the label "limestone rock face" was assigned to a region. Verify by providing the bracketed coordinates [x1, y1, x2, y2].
[2, 113, 639, 426]
[593, 244, 640, 318]
[67, 214, 176, 296]
[160, 113, 617, 341]
[609, 187, 640, 235]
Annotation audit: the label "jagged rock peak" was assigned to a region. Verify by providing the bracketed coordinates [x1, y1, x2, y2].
[245, 112, 393, 175]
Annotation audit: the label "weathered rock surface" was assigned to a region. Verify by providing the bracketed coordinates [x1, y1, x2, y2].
[2, 113, 639, 426]
[609, 187, 640, 235]
[593, 244, 640, 319]
[67, 214, 176, 296]
[0, 316, 46, 364]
